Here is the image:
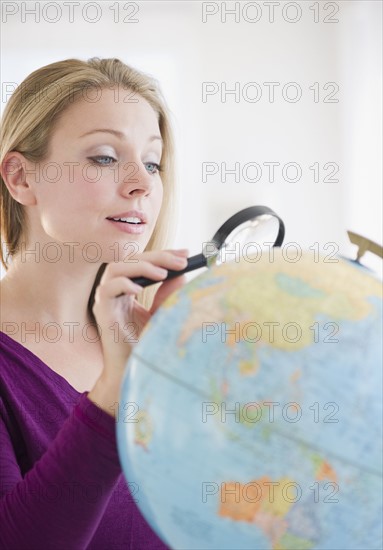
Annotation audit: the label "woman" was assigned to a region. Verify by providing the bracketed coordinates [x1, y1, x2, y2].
[0, 57, 189, 549]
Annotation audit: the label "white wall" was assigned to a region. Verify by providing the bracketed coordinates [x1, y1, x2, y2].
[1, 0, 382, 278]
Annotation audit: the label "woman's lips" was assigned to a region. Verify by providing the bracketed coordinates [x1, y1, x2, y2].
[106, 218, 146, 234]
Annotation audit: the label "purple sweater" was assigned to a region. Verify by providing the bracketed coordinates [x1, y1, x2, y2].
[0, 330, 169, 550]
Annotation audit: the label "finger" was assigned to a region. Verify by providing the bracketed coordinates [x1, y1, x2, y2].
[94, 276, 142, 303]
[100, 260, 170, 285]
[124, 249, 189, 271]
[103, 250, 189, 279]
[139, 248, 189, 261]
[150, 274, 187, 314]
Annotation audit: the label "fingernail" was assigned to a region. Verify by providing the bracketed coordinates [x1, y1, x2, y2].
[174, 256, 187, 265]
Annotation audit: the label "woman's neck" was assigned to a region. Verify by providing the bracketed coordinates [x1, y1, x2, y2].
[0, 256, 102, 329]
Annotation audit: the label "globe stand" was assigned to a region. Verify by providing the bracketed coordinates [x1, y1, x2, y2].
[347, 230, 383, 263]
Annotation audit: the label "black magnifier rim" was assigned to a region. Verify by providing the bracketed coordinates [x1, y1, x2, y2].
[211, 205, 285, 249]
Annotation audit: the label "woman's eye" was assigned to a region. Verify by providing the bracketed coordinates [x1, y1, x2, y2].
[145, 162, 162, 174]
[88, 156, 117, 166]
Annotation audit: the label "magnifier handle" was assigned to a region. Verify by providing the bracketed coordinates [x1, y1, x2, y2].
[131, 253, 207, 288]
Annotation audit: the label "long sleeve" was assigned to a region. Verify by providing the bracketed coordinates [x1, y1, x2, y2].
[0, 331, 168, 549]
[0, 393, 125, 549]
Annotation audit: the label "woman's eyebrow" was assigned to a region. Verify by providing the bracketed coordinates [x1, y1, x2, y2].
[79, 128, 162, 143]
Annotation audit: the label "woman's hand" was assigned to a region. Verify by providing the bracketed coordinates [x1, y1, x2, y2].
[87, 249, 188, 414]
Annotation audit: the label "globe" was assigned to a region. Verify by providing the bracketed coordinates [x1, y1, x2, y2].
[116, 250, 383, 550]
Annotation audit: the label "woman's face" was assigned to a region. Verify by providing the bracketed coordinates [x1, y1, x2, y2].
[28, 87, 164, 263]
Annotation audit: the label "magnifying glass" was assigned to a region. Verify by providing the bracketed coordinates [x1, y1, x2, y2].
[132, 205, 285, 288]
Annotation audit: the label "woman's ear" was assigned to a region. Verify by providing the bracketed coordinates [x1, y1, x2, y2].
[1, 151, 37, 206]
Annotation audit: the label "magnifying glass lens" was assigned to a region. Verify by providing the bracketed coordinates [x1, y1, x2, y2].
[215, 215, 280, 265]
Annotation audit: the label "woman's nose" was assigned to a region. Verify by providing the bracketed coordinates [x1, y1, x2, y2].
[119, 161, 153, 197]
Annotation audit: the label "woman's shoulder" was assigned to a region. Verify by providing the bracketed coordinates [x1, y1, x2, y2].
[0, 332, 87, 408]
[0, 329, 49, 374]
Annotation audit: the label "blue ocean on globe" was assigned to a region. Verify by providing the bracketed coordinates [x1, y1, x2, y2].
[117, 250, 383, 550]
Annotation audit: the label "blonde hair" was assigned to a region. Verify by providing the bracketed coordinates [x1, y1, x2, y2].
[0, 57, 177, 321]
